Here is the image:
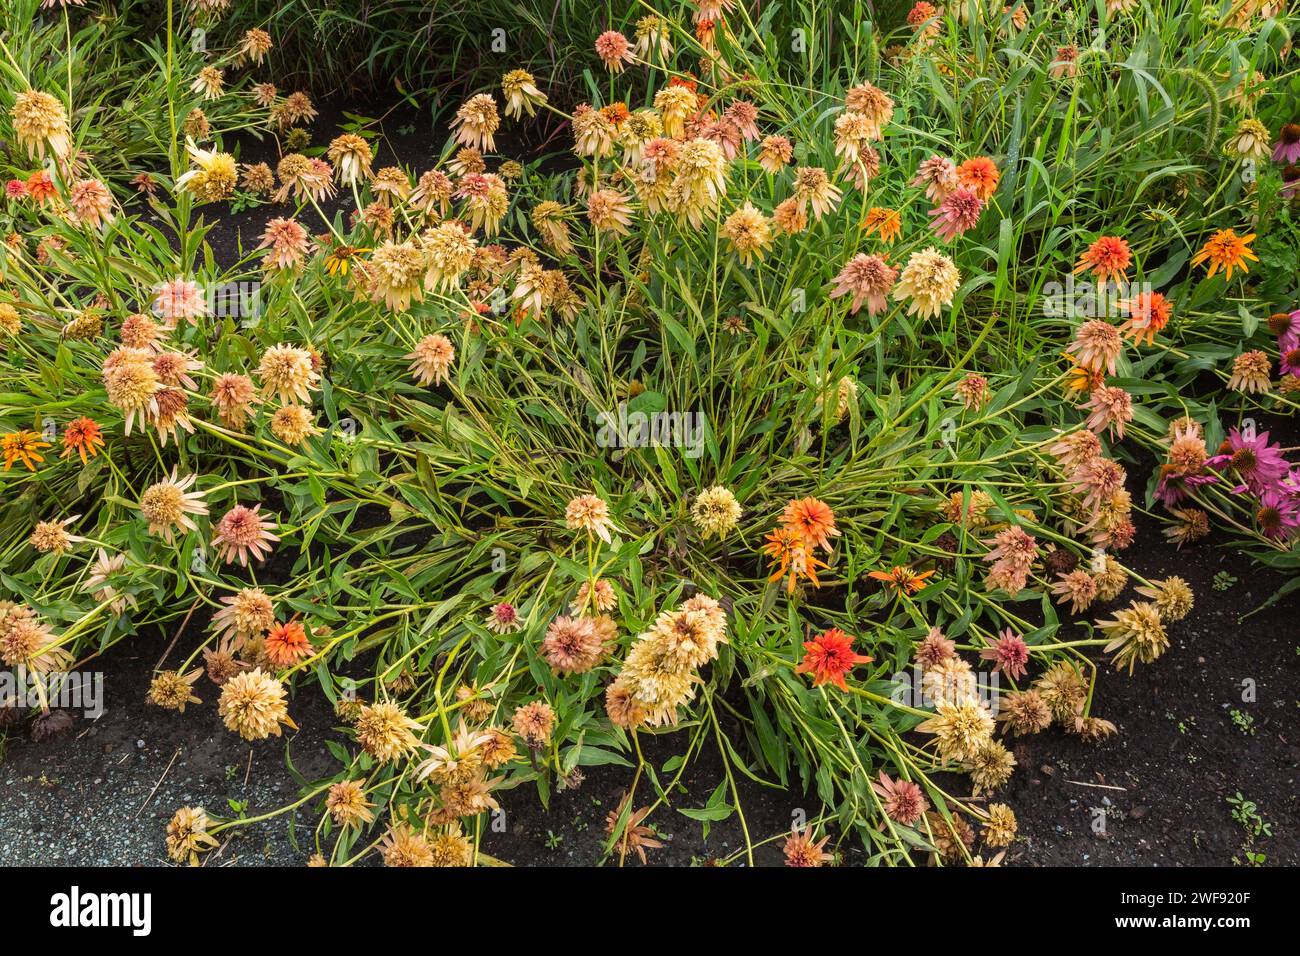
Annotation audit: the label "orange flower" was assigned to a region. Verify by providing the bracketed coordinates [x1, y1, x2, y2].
[955, 157, 1000, 200]
[861, 206, 902, 244]
[599, 102, 630, 126]
[1072, 235, 1131, 287]
[2, 429, 51, 471]
[264, 619, 312, 667]
[60, 416, 105, 463]
[780, 496, 840, 552]
[763, 526, 829, 593]
[867, 565, 935, 595]
[25, 170, 56, 203]
[1063, 356, 1104, 393]
[795, 627, 873, 691]
[1118, 290, 1173, 346]
[1191, 229, 1257, 280]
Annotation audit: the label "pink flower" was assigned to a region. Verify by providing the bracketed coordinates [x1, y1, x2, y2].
[5, 179, 27, 199]
[981, 629, 1030, 681]
[153, 278, 208, 326]
[928, 186, 984, 241]
[829, 253, 897, 316]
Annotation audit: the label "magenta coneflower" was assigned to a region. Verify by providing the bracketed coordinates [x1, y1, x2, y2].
[928, 186, 984, 241]
[1255, 487, 1300, 541]
[1208, 428, 1290, 495]
[1272, 122, 1300, 164]
[211, 504, 279, 566]
[829, 253, 897, 316]
[981, 629, 1030, 681]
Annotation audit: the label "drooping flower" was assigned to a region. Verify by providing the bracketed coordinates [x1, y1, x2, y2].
[212, 587, 275, 645]
[917, 697, 995, 763]
[148, 668, 203, 712]
[30, 515, 82, 554]
[722, 202, 772, 266]
[783, 826, 835, 867]
[11, 90, 71, 159]
[594, 30, 635, 72]
[209, 372, 259, 429]
[1073, 235, 1131, 287]
[795, 627, 872, 691]
[758, 134, 794, 173]
[1083, 384, 1133, 439]
[980, 629, 1030, 681]
[873, 771, 929, 825]
[929, 186, 984, 241]
[1208, 428, 1289, 495]
[165, 807, 219, 866]
[356, 701, 422, 761]
[1066, 320, 1124, 375]
[913, 155, 958, 201]
[175, 140, 238, 203]
[450, 94, 499, 152]
[258, 343, 319, 404]
[791, 166, 842, 220]
[541, 615, 605, 674]
[512, 700, 556, 749]
[257, 217, 310, 271]
[218, 668, 296, 740]
[1226, 350, 1271, 394]
[1099, 601, 1168, 673]
[326, 780, 375, 828]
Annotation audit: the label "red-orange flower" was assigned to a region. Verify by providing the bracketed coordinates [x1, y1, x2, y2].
[795, 627, 873, 691]
[955, 156, 1000, 200]
[867, 565, 935, 595]
[26, 170, 56, 204]
[263, 619, 312, 667]
[1073, 235, 1131, 287]
[780, 497, 840, 552]
[61, 416, 105, 464]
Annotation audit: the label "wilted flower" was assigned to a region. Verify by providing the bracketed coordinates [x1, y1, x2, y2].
[148, 668, 202, 712]
[218, 668, 296, 740]
[166, 807, 219, 866]
[783, 826, 834, 867]
[451, 94, 499, 152]
[11, 90, 71, 159]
